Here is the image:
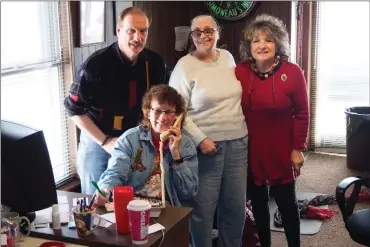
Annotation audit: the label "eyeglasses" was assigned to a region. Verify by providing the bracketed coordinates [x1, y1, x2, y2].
[190, 28, 216, 38]
[151, 108, 176, 117]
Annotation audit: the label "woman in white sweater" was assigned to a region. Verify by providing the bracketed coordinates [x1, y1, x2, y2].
[169, 15, 248, 247]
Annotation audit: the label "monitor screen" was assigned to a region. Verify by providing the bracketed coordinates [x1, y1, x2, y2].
[1, 120, 58, 215]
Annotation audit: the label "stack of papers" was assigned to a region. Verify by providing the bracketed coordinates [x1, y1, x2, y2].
[34, 196, 70, 225]
[95, 213, 165, 234]
[105, 202, 161, 217]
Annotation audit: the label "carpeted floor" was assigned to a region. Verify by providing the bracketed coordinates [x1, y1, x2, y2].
[271, 152, 369, 247]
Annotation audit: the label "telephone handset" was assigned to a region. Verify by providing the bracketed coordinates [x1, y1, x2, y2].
[160, 113, 184, 142]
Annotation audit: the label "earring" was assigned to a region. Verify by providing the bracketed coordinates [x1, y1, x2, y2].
[276, 55, 281, 59]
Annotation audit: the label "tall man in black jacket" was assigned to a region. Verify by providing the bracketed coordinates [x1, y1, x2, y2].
[64, 7, 167, 194]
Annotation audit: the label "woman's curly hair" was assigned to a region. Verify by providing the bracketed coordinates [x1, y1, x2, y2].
[240, 14, 290, 62]
[141, 85, 186, 128]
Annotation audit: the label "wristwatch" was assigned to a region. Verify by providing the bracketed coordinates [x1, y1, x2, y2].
[172, 157, 183, 165]
[101, 136, 109, 146]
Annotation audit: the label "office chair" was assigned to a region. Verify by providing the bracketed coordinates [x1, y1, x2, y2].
[336, 177, 370, 246]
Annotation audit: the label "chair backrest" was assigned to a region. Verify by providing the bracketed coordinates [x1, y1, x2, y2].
[335, 177, 362, 222]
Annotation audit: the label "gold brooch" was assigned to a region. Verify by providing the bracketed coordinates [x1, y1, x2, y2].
[281, 74, 287, 82]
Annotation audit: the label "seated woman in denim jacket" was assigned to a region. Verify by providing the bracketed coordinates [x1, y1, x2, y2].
[96, 85, 198, 207]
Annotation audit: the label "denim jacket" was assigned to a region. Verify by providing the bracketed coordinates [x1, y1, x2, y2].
[98, 125, 198, 206]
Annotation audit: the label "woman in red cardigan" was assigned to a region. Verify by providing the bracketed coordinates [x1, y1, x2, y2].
[236, 14, 309, 247]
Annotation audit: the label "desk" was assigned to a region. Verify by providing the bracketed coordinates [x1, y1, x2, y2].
[22, 237, 86, 247]
[30, 191, 192, 247]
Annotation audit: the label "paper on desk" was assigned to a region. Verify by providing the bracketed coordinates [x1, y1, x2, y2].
[150, 207, 161, 218]
[148, 223, 165, 234]
[94, 218, 112, 228]
[105, 202, 114, 212]
[98, 213, 115, 223]
[96, 213, 165, 234]
[104, 202, 161, 217]
[58, 196, 68, 204]
[35, 204, 69, 223]
[95, 213, 115, 227]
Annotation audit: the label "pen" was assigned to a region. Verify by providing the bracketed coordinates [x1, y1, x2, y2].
[83, 197, 88, 212]
[108, 190, 113, 202]
[88, 194, 96, 210]
[91, 181, 107, 198]
[76, 200, 80, 213]
[80, 198, 83, 213]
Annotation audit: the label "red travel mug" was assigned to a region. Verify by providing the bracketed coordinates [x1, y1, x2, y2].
[114, 186, 134, 234]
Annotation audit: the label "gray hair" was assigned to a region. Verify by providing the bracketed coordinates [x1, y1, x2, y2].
[191, 14, 220, 32]
[240, 14, 290, 62]
[188, 14, 221, 53]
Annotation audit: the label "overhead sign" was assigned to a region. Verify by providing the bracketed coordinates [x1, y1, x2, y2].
[205, 1, 256, 21]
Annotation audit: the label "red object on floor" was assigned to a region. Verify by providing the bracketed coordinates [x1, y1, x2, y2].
[7, 236, 14, 247]
[242, 201, 261, 247]
[345, 188, 370, 202]
[39, 242, 66, 247]
[304, 205, 339, 220]
[114, 186, 134, 234]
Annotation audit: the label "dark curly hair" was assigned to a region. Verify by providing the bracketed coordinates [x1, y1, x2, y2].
[141, 85, 186, 128]
[240, 14, 290, 62]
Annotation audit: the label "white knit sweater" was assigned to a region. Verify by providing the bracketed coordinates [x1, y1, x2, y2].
[169, 49, 248, 146]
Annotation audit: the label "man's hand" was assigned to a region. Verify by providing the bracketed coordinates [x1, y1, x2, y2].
[291, 149, 304, 177]
[102, 137, 118, 153]
[199, 138, 217, 155]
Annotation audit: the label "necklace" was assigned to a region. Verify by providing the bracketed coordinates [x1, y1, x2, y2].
[193, 50, 220, 63]
[210, 50, 220, 62]
[251, 57, 280, 79]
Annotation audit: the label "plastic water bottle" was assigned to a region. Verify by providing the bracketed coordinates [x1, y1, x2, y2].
[52, 204, 61, 229]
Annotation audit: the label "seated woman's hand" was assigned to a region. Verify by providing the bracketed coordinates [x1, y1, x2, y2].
[168, 126, 182, 160]
[199, 138, 217, 155]
[96, 188, 111, 207]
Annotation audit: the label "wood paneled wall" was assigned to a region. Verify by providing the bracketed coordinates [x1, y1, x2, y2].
[70, 1, 292, 74]
[134, 1, 292, 70]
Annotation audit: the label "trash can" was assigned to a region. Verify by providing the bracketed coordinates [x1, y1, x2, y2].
[344, 106, 370, 171]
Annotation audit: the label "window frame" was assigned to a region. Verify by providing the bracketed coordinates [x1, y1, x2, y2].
[1, 1, 77, 186]
[303, 1, 370, 153]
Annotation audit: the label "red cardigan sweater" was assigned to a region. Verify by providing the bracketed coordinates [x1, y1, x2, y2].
[235, 60, 309, 186]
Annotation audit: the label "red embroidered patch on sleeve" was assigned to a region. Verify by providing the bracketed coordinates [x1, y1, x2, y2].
[70, 94, 79, 102]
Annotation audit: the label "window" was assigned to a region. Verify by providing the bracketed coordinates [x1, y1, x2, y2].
[1, 2, 75, 185]
[310, 2, 369, 151]
[290, 1, 297, 64]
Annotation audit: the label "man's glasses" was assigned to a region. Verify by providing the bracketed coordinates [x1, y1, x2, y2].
[190, 28, 216, 38]
[151, 108, 176, 117]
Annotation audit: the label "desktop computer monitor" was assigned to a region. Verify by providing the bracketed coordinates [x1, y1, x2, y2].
[1, 120, 58, 220]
